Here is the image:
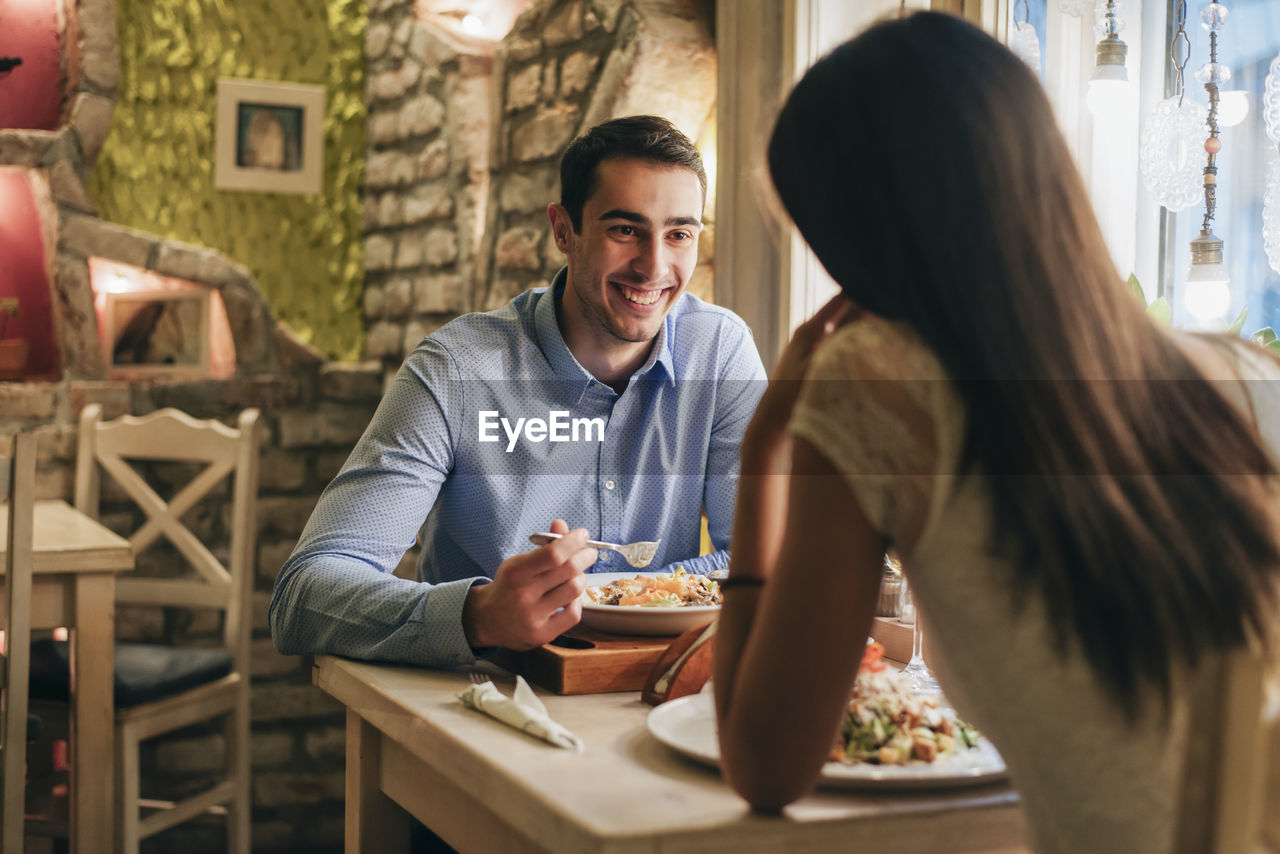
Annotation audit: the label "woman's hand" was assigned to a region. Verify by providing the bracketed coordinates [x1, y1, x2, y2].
[746, 294, 858, 455]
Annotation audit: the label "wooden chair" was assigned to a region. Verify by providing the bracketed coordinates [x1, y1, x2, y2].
[29, 405, 260, 853]
[1175, 647, 1274, 854]
[1, 432, 36, 854]
[1264, 711, 1280, 853]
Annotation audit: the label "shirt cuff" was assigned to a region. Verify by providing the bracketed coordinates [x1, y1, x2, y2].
[656, 551, 729, 577]
[418, 576, 491, 667]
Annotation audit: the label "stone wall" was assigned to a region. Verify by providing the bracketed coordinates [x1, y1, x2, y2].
[360, 1, 493, 370]
[3, 359, 374, 854]
[2, 0, 717, 851]
[1, 0, 367, 850]
[361, 0, 717, 370]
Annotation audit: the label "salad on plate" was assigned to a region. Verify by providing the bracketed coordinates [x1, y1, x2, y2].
[834, 642, 982, 766]
[583, 567, 721, 608]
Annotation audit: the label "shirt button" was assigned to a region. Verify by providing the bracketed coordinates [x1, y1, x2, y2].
[604, 480, 616, 490]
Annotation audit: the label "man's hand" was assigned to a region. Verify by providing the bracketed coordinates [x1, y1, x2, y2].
[462, 519, 597, 650]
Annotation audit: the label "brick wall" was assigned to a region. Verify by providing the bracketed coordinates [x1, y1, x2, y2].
[1, 0, 716, 850]
[362, 0, 717, 368]
[0, 1, 371, 850]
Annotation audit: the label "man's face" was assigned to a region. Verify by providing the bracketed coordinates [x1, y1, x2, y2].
[551, 157, 703, 348]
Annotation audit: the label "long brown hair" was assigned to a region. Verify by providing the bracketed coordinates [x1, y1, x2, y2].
[768, 11, 1280, 717]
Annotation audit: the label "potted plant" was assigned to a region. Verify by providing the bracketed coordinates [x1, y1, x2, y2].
[0, 296, 30, 380]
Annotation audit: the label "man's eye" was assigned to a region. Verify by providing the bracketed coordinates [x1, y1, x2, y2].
[670, 231, 693, 241]
[613, 225, 636, 236]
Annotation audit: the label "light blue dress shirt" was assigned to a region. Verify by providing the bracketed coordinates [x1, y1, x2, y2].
[270, 270, 767, 667]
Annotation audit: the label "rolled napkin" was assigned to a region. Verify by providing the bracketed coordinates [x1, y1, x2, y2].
[458, 675, 584, 751]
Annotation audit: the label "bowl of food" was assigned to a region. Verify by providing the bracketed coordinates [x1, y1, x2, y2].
[578, 568, 721, 636]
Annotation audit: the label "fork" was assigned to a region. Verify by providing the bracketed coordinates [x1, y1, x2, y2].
[468, 672, 491, 686]
[528, 532, 662, 568]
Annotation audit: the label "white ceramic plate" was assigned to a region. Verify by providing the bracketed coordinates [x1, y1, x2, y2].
[647, 693, 1009, 790]
[578, 572, 720, 636]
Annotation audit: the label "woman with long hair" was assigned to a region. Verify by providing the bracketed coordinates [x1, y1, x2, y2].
[713, 11, 1280, 852]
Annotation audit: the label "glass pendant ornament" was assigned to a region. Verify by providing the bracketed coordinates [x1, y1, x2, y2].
[1140, 97, 1209, 211]
[1195, 61, 1231, 86]
[1094, 0, 1125, 38]
[1265, 52, 1280, 144]
[1011, 20, 1041, 72]
[1199, 1, 1228, 31]
[1264, 150, 1280, 276]
[1259, 47, 1280, 274]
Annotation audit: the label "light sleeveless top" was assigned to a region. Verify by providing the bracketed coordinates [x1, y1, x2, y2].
[789, 316, 1280, 854]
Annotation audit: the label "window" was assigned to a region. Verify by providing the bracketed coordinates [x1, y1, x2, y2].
[1162, 0, 1280, 333]
[716, 0, 1277, 356]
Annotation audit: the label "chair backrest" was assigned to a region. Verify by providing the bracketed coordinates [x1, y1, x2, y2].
[74, 405, 260, 672]
[2, 431, 36, 847]
[1174, 647, 1272, 854]
[1264, 712, 1280, 852]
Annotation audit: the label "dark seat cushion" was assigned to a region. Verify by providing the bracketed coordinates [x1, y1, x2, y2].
[29, 639, 233, 708]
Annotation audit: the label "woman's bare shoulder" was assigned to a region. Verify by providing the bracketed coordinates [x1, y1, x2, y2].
[1174, 331, 1280, 380]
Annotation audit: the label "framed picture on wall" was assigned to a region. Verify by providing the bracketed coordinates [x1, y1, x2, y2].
[214, 79, 325, 194]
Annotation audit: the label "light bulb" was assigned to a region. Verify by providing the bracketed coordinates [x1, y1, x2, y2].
[1087, 64, 1132, 120]
[1217, 90, 1250, 128]
[1184, 275, 1231, 321]
[1088, 9, 1130, 122]
[1186, 229, 1231, 321]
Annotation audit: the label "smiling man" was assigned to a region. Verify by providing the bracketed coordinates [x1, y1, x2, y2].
[552, 153, 705, 388]
[270, 115, 766, 668]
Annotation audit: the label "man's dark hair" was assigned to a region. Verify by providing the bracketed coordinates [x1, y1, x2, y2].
[559, 115, 707, 232]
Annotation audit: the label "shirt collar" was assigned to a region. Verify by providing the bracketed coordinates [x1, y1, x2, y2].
[534, 267, 678, 391]
[533, 269, 591, 389]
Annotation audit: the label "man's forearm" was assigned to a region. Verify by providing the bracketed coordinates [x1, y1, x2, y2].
[270, 557, 482, 668]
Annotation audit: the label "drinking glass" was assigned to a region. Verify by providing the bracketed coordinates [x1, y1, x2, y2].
[899, 574, 940, 695]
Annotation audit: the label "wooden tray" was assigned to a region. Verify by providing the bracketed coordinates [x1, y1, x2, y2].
[494, 617, 918, 695]
[491, 625, 673, 695]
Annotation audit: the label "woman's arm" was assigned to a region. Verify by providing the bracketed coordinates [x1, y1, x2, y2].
[711, 293, 884, 810]
[713, 435, 885, 810]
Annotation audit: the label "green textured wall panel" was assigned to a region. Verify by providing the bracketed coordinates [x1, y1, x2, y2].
[91, 0, 367, 361]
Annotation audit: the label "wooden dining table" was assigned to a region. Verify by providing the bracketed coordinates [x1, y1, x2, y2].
[0, 498, 134, 852]
[316, 654, 1029, 854]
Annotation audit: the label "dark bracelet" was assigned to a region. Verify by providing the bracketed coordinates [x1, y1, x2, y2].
[718, 576, 766, 590]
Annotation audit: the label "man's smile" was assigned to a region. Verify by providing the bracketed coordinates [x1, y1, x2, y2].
[614, 282, 670, 307]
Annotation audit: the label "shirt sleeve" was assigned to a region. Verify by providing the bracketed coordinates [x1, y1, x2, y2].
[269, 339, 484, 668]
[788, 320, 941, 546]
[696, 314, 768, 574]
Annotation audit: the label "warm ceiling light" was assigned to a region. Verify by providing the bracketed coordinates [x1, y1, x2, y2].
[1087, 1, 1133, 120]
[1185, 1, 1233, 321]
